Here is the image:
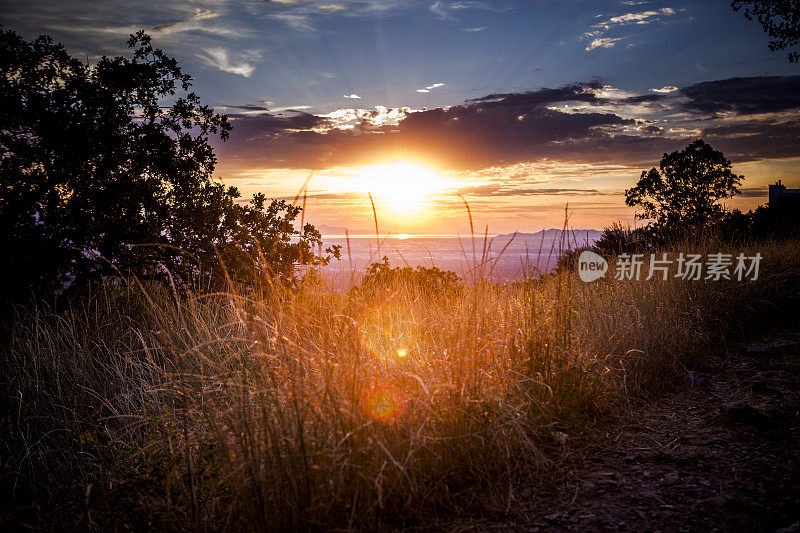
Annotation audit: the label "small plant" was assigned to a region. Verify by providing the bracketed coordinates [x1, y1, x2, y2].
[357, 256, 461, 293]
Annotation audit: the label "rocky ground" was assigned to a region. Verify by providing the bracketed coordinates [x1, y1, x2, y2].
[442, 330, 800, 532]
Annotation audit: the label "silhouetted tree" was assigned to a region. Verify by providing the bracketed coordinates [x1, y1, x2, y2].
[625, 140, 743, 233]
[732, 1, 800, 62]
[0, 29, 337, 301]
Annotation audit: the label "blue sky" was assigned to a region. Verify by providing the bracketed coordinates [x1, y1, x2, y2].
[3, 0, 800, 232]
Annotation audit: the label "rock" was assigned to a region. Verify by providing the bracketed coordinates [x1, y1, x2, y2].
[719, 402, 775, 429]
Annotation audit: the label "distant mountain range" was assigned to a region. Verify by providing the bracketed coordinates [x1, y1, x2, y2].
[493, 229, 603, 244]
[316, 225, 374, 235]
[317, 226, 604, 239]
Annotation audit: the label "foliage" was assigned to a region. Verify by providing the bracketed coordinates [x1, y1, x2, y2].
[732, 0, 800, 62]
[358, 256, 461, 293]
[715, 201, 800, 242]
[556, 223, 655, 271]
[592, 223, 658, 256]
[0, 29, 337, 302]
[3, 239, 800, 529]
[625, 140, 743, 233]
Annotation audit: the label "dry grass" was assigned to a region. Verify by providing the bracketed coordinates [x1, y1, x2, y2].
[2, 238, 800, 530]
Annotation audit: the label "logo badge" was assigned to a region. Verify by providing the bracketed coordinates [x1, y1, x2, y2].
[578, 250, 608, 282]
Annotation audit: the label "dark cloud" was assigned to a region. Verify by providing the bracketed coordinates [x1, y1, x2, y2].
[680, 76, 800, 116]
[227, 111, 330, 135]
[220, 82, 636, 170]
[226, 104, 271, 112]
[153, 21, 182, 32]
[738, 187, 767, 198]
[699, 119, 800, 163]
[215, 77, 800, 173]
[619, 94, 668, 105]
[638, 125, 663, 135]
[467, 82, 605, 107]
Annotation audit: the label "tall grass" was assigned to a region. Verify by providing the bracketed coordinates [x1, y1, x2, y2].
[2, 238, 800, 529]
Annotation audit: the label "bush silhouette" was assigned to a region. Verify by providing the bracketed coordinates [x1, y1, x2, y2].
[0, 29, 337, 302]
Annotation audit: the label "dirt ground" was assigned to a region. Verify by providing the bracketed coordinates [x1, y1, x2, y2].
[438, 330, 800, 532]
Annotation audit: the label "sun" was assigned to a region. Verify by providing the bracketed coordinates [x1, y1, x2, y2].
[360, 161, 445, 213]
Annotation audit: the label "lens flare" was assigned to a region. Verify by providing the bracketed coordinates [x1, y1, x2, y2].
[361, 379, 408, 422]
[359, 303, 418, 361]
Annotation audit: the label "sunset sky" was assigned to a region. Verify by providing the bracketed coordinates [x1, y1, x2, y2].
[3, 0, 800, 234]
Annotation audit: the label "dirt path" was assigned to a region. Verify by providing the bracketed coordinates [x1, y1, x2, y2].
[446, 330, 800, 532]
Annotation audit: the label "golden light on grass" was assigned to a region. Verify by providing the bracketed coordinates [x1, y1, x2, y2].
[361, 379, 408, 422]
[359, 302, 419, 361]
[6, 233, 799, 529]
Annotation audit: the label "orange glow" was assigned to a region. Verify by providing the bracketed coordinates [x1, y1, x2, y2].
[359, 161, 448, 214]
[359, 302, 419, 361]
[361, 379, 408, 422]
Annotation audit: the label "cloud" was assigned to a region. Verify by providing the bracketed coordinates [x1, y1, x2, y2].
[430, 0, 508, 21]
[638, 125, 664, 135]
[270, 105, 313, 112]
[264, 0, 403, 30]
[417, 82, 446, 93]
[584, 7, 679, 53]
[586, 37, 621, 51]
[269, 13, 315, 31]
[450, 1, 510, 12]
[738, 187, 768, 198]
[343, 94, 362, 99]
[219, 81, 638, 170]
[698, 119, 800, 162]
[227, 110, 331, 133]
[680, 76, 800, 116]
[429, 1, 454, 20]
[605, 8, 676, 26]
[318, 4, 348, 12]
[455, 184, 606, 197]
[215, 77, 800, 173]
[153, 8, 221, 33]
[650, 85, 678, 94]
[464, 26, 486, 32]
[196, 48, 260, 77]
